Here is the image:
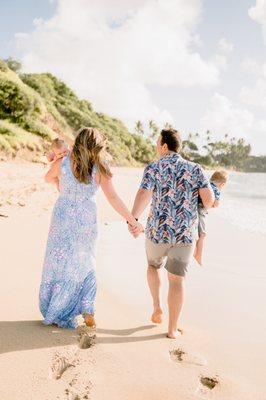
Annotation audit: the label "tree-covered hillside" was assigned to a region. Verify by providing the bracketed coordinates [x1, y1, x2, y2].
[1, 58, 266, 172]
[0, 59, 155, 165]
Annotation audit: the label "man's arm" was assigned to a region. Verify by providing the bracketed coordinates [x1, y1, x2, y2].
[131, 188, 153, 219]
[199, 187, 215, 209]
[127, 188, 152, 237]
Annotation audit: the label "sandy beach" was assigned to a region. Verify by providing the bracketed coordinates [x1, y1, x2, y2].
[0, 161, 265, 400]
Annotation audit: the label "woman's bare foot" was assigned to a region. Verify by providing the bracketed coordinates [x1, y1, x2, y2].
[83, 313, 96, 328]
[151, 308, 163, 324]
[166, 329, 182, 339]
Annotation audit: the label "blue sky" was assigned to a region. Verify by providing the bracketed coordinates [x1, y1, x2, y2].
[0, 0, 56, 58]
[1, 0, 266, 154]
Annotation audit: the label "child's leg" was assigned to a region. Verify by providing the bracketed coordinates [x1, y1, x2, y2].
[194, 232, 206, 265]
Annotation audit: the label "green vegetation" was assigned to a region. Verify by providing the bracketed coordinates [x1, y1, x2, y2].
[243, 155, 266, 172]
[3, 57, 22, 73]
[181, 131, 266, 172]
[181, 131, 252, 171]
[134, 121, 266, 172]
[0, 59, 155, 164]
[0, 58, 265, 171]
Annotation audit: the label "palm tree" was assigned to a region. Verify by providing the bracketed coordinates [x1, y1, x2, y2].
[149, 120, 159, 139]
[135, 120, 144, 136]
[164, 122, 174, 130]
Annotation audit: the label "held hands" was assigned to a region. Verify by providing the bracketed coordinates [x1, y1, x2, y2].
[128, 220, 144, 238]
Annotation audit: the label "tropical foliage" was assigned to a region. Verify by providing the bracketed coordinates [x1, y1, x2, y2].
[0, 58, 265, 171]
[0, 59, 155, 164]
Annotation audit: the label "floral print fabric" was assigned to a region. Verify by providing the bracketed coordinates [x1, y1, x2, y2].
[140, 152, 210, 244]
[210, 182, 220, 200]
[39, 155, 98, 328]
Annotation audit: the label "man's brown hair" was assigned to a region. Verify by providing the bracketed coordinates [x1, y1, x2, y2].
[160, 129, 182, 153]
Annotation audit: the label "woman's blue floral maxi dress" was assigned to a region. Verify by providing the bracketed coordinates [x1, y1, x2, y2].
[39, 155, 98, 328]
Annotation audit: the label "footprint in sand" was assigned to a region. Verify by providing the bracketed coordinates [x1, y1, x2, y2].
[0, 213, 8, 218]
[65, 377, 92, 400]
[49, 353, 75, 380]
[195, 375, 219, 399]
[77, 325, 97, 349]
[169, 347, 207, 367]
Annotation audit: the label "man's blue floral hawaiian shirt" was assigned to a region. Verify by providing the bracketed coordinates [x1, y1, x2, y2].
[140, 152, 210, 244]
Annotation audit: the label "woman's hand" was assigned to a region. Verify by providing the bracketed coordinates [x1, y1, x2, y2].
[99, 173, 144, 230]
[128, 220, 144, 238]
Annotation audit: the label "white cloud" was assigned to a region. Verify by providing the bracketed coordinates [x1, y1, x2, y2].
[240, 78, 266, 108]
[241, 57, 266, 78]
[241, 5, 266, 109]
[208, 38, 234, 71]
[241, 57, 261, 75]
[200, 93, 254, 140]
[218, 38, 234, 53]
[211, 54, 227, 69]
[200, 93, 266, 154]
[14, 0, 222, 128]
[240, 57, 266, 108]
[249, 0, 266, 41]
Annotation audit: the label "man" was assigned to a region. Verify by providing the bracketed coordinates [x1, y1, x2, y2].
[129, 129, 214, 339]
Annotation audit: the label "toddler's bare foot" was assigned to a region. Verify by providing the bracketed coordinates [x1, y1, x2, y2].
[151, 308, 163, 324]
[166, 329, 182, 339]
[83, 313, 96, 328]
[194, 254, 202, 266]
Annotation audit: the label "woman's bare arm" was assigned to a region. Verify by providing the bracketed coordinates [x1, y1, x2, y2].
[44, 159, 62, 185]
[99, 173, 142, 229]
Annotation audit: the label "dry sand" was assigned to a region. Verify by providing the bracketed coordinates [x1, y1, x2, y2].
[0, 160, 265, 400]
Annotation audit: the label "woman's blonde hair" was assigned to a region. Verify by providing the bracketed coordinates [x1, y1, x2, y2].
[71, 127, 112, 184]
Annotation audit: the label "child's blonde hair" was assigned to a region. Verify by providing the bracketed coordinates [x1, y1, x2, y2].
[50, 138, 68, 151]
[210, 170, 228, 184]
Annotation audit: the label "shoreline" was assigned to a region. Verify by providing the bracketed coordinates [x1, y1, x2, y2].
[0, 161, 265, 399]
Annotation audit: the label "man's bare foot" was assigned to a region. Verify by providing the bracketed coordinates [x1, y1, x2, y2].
[83, 313, 96, 328]
[151, 308, 163, 324]
[166, 329, 182, 339]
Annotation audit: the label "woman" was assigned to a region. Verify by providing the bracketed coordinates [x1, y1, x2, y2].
[39, 127, 142, 329]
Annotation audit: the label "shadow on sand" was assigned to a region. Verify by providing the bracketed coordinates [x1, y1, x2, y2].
[0, 320, 77, 354]
[97, 324, 166, 344]
[0, 321, 165, 354]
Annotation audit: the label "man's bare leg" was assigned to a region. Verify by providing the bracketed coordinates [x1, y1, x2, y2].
[147, 266, 163, 323]
[194, 233, 206, 265]
[167, 272, 185, 339]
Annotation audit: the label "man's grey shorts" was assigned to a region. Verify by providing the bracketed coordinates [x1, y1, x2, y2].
[145, 238, 195, 277]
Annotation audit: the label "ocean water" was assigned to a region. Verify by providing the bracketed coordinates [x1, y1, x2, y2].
[215, 172, 266, 236]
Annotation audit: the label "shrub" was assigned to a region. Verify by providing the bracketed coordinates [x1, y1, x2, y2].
[4, 58, 22, 73]
[0, 79, 41, 121]
[0, 60, 8, 72]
